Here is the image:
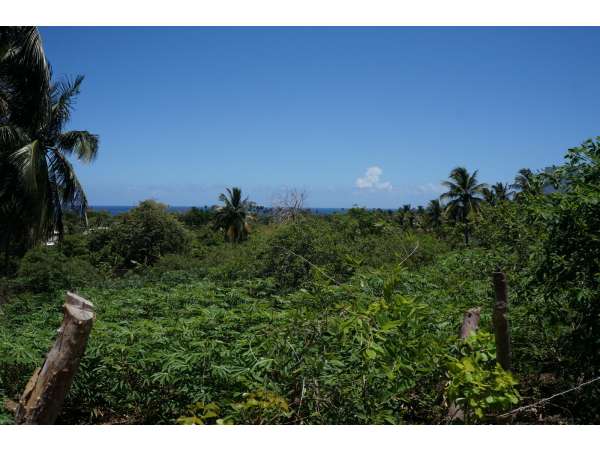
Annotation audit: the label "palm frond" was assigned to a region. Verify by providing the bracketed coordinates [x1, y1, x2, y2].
[0, 124, 28, 149]
[47, 147, 88, 217]
[50, 75, 84, 134]
[18, 27, 49, 82]
[0, 27, 51, 130]
[58, 130, 99, 163]
[10, 139, 47, 194]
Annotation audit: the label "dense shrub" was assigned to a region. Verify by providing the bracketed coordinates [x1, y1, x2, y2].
[15, 246, 98, 293]
[188, 226, 223, 259]
[143, 253, 207, 285]
[262, 217, 350, 289]
[353, 230, 449, 270]
[525, 140, 600, 377]
[91, 200, 191, 271]
[446, 331, 520, 423]
[177, 207, 213, 229]
[59, 234, 91, 258]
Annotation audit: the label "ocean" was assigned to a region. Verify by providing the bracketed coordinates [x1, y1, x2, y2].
[89, 206, 351, 216]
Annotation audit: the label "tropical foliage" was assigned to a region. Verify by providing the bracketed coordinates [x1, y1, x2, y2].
[2, 26, 600, 426]
[214, 187, 251, 243]
[88, 200, 190, 272]
[441, 167, 486, 244]
[3, 139, 600, 424]
[0, 27, 98, 262]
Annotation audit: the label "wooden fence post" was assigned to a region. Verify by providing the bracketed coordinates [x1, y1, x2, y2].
[459, 307, 481, 340]
[15, 292, 95, 424]
[492, 271, 512, 372]
[448, 307, 481, 422]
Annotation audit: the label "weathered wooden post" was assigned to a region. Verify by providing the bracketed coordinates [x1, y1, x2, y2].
[492, 271, 511, 371]
[448, 307, 481, 422]
[459, 307, 481, 339]
[15, 292, 95, 424]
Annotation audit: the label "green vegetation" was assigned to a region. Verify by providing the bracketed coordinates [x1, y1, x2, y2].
[446, 331, 520, 423]
[88, 200, 190, 272]
[0, 28, 99, 258]
[2, 138, 600, 424]
[2, 26, 600, 425]
[214, 187, 251, 243]
[441, 167, 486, 245]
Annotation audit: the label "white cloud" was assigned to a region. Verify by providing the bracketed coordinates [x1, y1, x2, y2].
[355, 166, 392, 191]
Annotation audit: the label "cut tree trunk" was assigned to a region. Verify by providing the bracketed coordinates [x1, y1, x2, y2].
[15, 292, 95, 424]
[492, 271, 512, 371]
[448, 307, 481, 422]
[459, 307, 481, 339]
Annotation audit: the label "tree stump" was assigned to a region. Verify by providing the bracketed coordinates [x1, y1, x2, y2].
[459, 307, 481, 339]
[15, 292, 95, 424]
[448, 307, 481, 422]
[492, 271, 511, 371]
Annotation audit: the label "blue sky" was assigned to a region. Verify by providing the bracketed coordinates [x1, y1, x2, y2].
[40, 27, 600, 208]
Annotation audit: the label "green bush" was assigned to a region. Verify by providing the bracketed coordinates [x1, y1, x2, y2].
[91, 200, 191, 271]
[59, 233, 91, 258]
[143, 253, 207, 285]
[262, 217, 350, 289]
[354, 230, 449, 271]
[526, 139, 600, 377]
[177, 207, 213, 229]
[446, 331, 520, 423]
[15, 246, 98, 293]
[191, 228, 269, 283]
[188, 226, 223, 259]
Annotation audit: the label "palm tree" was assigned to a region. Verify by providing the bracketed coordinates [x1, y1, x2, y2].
[4, 75, 99, 244]
[492, 182, 512, 202]
[426, 199, 443, 229]
[1, 27, 98, 258]
[511, 168, 542, 198]
[482, 186, 495, 205]
[214, 187, 251, 243]
[1, 27, 50, 258]
[482, 182, 513, 206]
[440, 167, 487, 245]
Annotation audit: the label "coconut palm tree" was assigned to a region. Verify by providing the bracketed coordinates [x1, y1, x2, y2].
[2, 27, 99, 257]
[441, 167, 487, 245]
[3, 75, 99, 245]
[493, 182, 512, 201]
[426, 199, 443, 229]
[482, 186, 495, 205]
[511, 168, 542, 199]
[482, 182, 513, 206]
[214, 187, 251, 243]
